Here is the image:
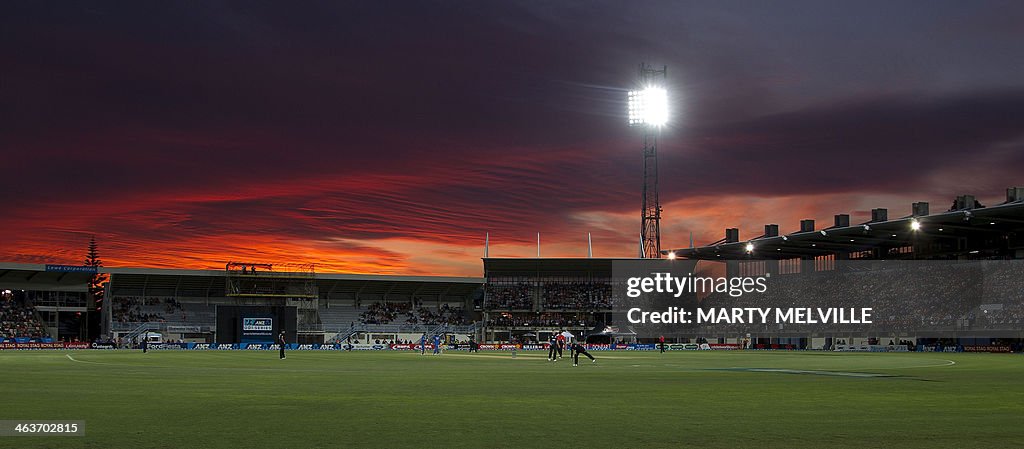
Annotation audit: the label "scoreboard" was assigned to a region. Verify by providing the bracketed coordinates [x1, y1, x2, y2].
[216, 305, 297, 344]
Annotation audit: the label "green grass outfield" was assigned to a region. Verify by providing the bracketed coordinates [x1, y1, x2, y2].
[1, 349, 1022, 448]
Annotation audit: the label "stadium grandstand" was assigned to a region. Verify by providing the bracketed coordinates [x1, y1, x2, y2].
[105, 267, 482, 346]
[0, 265, 96, 344]
[0, 263, 481, 347]
[1, 187, 1021, 350]
[651, 187, 1024, 349]
[481, 258, 617, 344]
[665, 189, 1024, 261]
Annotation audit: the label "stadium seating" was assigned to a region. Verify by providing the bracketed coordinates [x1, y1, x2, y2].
[484, 281, 614, 310]
[695, 261, 1024, 333]
[542, 282, 613, 310]
[112, 296, 216, 327]
[356, 301, 467, 326]
[484, 283, 532, 309]
[0, 291, 48, 341]
[318, 304, 365, 330]
[486, 312, 594, 328]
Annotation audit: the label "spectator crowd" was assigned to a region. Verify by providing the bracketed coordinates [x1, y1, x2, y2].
[484, 281, 614, 310]
[484, 283, 532, 309]
[486, 312, 593, 328]
[360, 301, 466, 325]
[1, 291, 48, 341]
[542, 282, 613, 310]
[112, 296, 185, 323]
[694, 260, 1024, 333]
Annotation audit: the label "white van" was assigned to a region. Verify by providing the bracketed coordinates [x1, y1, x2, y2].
[142, 332, 163, 345]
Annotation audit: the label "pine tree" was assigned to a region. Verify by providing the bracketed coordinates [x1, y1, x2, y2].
[85, 236, 107, 312]
[85, 236, 102, 268]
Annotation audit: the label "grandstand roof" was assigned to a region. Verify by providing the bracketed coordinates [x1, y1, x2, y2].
[0, 263, 482, 299]
[664, 200, 1024, 260]
[106, 268, 481, 299]
[0, 263, 95, 292]
[483, 258, 632, 277]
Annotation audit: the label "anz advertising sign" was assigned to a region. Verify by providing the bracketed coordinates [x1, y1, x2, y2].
[241, 317, 274, 343]
[243, 318, 273, 331]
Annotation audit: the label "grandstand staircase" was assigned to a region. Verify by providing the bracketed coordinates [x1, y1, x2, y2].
[427, 324, 448, 338]
[29, 306, 58, 341]
[122, 322, 162, 344]
[330, 324, 360, 343]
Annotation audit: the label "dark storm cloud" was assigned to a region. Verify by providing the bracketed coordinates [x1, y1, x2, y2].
[662, 89, 1024, 200]
[1, 2, 640, 204]
[2, 1, 1022, 273]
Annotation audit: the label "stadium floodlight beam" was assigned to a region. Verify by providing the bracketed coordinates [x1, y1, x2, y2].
[666, 251, 677, 260]
[745, 242, 755, 253]
[911, 219, 922, 231]
[629, 63, 668, 259]
[628, 87, 669, 127]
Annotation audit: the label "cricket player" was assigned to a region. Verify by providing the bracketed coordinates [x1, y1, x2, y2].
[432, 334, 442, 355]
[277, 331, 287, 360]
[555, 331, 566, 360]
[420, 333, 427, 355]
[547, 335, 559, 361]
[571, 342, 595, 366]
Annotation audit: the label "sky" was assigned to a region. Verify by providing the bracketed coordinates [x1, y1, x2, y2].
[2, 1, 1023, 276]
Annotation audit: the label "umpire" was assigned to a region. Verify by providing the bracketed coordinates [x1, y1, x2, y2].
[277, 331, 287, 360]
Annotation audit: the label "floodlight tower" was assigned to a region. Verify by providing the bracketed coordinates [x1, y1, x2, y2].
[628, 63, 668, 258]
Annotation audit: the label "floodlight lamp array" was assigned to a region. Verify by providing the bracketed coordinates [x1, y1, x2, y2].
[628, 87, 668, 127]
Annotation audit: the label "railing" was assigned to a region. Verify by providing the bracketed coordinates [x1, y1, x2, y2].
[166, 325, 205, 333]
[326, 324, 363, 343]
[299, 323, 325, 332]
[112, 322, 145, 332]
[326, 323, 479, 343]
[484, 324, 592, 330]
[114, 322, 214, 342]
[111, 321, 175, 332]
[24, 290, 90, 308]
[121, 322, 161, 343]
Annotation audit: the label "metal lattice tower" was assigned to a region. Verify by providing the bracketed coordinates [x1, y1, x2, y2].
[630, 63, 667, 258]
